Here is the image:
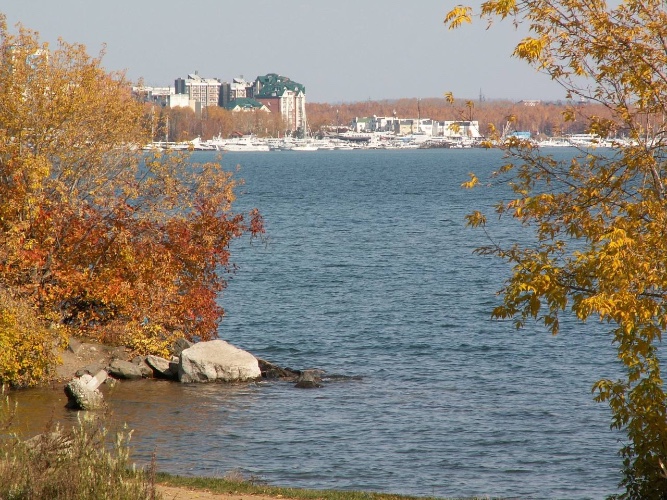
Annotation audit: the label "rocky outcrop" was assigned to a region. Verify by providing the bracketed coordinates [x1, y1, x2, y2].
[178, 339, 261, 383]
[64, 370, 108, 410]
[61, 337, 329, 410]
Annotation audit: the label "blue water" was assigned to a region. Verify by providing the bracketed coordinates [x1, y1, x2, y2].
[13, 149, 623, 499]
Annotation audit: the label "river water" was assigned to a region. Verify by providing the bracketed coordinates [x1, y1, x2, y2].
[11, 148, 622, 499]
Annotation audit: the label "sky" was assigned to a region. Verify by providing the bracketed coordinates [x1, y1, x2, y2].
[2, 1, 568, 103]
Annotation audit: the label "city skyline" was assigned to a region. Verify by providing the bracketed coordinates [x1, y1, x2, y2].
[2, 1, 567, 103]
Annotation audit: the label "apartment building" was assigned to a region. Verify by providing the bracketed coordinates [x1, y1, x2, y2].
[175, 72, 221, 108]
[252, 73, 306, 133]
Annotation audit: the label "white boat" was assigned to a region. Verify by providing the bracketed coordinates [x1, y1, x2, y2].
[537, 137, 571, 147]
[567, 133, 613, 148]
[290, 144, 318, 151]
[211, 135, 270, 152]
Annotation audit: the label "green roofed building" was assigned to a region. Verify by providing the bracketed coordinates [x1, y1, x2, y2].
[252, 73, 306, 134]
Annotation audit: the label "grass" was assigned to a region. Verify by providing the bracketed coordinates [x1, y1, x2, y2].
[0, 394, 157, 500]
[156, 471, 499, 500]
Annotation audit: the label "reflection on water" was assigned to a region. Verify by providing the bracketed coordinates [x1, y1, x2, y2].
[8, 378, 262, 442]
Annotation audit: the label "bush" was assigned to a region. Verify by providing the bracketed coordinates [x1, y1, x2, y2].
[0, 289, 65, 388]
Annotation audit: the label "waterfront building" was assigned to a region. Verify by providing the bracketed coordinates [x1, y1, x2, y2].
[183, 72, 222, 108]
[174, 78, 186, 95]
[133, 85, 199, 110]
[370, 116, 400, 132]
[435, 120, 481, 138]
[351, 117, 372, 132]
[252, 73, 306, 133]
[219, 77, 254, 108]
[224, 97, 270, 113]
[132, 86, 172, 106]
[394, 119, 434, 136]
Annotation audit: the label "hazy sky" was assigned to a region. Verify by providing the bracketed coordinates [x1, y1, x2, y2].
[2, 1, 567, 103]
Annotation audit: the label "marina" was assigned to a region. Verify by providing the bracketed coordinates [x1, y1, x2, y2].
[144, 132, 637, 152]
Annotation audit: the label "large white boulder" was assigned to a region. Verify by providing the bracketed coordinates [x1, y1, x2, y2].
[178, 340, 261, 383]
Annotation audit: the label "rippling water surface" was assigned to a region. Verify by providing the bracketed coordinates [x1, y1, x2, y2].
[12, 149, 622, 499]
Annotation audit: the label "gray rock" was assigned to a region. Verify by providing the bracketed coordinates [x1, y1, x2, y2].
[258, 358, 299, 379]
[107, 359, 144, 380]
[146, 355, 177, 380]
[64, 372, 107, 410]
[178, 339, 261, 383]
[295, 369, 324, 389]
[75, 362, 108, 378]
[171, 338, 193, 357]
[131, 357, 154, 378]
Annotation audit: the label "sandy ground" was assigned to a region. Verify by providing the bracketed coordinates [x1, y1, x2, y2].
[55, 339, 123, 381]
[157, 485, 295, 500]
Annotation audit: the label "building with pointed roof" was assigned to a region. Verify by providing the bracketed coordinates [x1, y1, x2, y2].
[224, 97, 270, 113]
[252, 73, 306, 133]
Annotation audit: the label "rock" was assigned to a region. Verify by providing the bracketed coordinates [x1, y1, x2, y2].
[169, 357, 180, 376]
[258, 358, 300, 380]
[75, 362, 107, 378]
[146, 355, 177, 380]
[107, 359, 144, 380]
[171, 338, 193, 357]
[64, 371, 107, 410]
[178, 339, 261, 383]
[294, 369, 324, 389]
[67, 337, 83, 355]
[131, 356, 155, 378]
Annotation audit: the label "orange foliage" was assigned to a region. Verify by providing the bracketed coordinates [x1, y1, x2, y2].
[306, 97, 619, 138]
[0, 16, 263, 356]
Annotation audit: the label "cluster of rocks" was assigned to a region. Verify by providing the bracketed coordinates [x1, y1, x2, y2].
[64, 338, 324, 410]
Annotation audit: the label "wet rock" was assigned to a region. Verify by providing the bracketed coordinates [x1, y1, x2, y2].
[131, 356, 155, 378]
[258, 358, 300, 380]
[294, 369, 324, 389]
[178, 339, 261, 383]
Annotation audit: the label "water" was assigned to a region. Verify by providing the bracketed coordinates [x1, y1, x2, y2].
[11, 149, 622, 499]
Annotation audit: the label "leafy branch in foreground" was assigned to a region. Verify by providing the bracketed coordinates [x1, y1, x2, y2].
[448, 0, 667, 497]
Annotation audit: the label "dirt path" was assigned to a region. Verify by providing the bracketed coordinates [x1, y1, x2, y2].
[157, 485, 295, 500]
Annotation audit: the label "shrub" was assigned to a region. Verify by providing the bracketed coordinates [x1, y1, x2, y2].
[0, 289, 65, 388]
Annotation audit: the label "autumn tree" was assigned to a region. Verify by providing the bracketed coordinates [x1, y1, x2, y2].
[447, 0, 667, 497]
[0, 15, 262, 383]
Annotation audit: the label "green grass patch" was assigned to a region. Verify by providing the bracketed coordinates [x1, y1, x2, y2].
[156, 471, 498, 500]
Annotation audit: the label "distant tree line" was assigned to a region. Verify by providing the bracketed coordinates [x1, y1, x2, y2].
[153, 96, 657, 141]
[307, 97, 630, 138]
[145, 104, 289, 142]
